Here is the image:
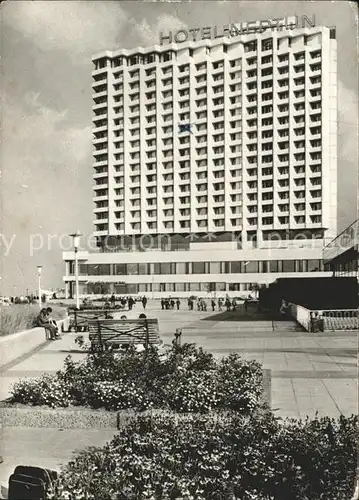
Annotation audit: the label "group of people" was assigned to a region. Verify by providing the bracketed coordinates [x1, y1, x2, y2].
[187, 296, 241, 312]
[100, 295, 137, 311]
[161, 298, 181, 310]
[37, 307, 60, 340]
[158, 296, 248, 313]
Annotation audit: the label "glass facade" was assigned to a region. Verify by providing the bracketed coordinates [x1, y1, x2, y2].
[70, 259, 324, 276]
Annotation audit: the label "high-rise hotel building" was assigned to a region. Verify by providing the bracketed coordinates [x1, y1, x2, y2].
[63, 20, 338, 298]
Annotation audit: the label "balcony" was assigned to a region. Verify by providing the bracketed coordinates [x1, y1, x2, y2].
[93, 216, 108, 225]
[92, 77, 107, 89]
[92, 67, 108, 78]
[93, 136, 108, 146]
[92, 122, 107, 133]
[93, 159, 108, 167]
[92, 90, 107, 101]
[93, 182, 108, 190]
[93, 170, 108, 179]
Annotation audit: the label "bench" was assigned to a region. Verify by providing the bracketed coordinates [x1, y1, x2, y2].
[64, 309, 114, 333]
[88, 318, 160, 352]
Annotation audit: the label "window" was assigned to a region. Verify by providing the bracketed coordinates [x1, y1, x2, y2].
[209, 262, 221, 274]
[126, 264, 138, 275]
[192, 262, 206, 274]
[231, 261, 242, 273]
[282, 260, 296, 272]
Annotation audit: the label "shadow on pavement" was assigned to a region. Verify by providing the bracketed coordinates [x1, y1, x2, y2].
[200, 304, 290, 322]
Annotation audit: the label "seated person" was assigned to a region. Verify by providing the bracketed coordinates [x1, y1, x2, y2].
[37, 308, 58, 340]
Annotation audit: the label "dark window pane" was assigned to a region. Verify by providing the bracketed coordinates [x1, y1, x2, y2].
[270, 260, 279, 272]
[223, 262, 230, 273]
[231, 261, 242, 273]
[261, 261, 269, 273]
[153, 263, 160, 274]
[87, 264, 99, 275]
[79, 264, 88, 275]
[138, 263, 149, 275]
[192, 262, 206, 274]
[98, 264, 111, 275]
[282, 260, 295, 272]
[244, 261, 259, 273]
[296, 260, 304, 272]
[307, 259, 320, 271]
[160, 263, 172, 274]
[115, 264, 127, 275]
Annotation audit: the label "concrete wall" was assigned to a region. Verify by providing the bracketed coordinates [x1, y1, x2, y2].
[0, 319, 68, 369]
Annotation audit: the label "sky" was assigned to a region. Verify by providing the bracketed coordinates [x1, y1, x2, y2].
[0, 0, 358, 295]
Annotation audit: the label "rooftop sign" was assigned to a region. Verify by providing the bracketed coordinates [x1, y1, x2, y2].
[159, 15, 316, 45]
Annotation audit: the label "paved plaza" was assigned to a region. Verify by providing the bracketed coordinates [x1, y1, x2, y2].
[0, 300, 357, 492]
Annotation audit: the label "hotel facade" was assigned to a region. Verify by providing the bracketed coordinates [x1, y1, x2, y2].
[63, 20, 338, 298]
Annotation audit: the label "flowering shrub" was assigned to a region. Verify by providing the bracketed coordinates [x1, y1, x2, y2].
[9, 343, 264, 415]
[47, 412, 358, 500]
[11, 374, 71, 408]
[90, 380, 153, 411]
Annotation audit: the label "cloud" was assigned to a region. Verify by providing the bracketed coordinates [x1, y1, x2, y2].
[2, 1, 187, 59]
[2, 91, 91, 189]
[337, 80, 358, 159]
[2, 1, 128, 57]
[135, 14, 187, 46]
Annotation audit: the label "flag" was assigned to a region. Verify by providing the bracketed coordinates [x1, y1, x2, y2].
[178, 123, 193, 134]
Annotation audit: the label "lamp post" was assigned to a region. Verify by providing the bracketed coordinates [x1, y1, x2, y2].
[37, 266, 42, 309]
[70, 232, 83, 310]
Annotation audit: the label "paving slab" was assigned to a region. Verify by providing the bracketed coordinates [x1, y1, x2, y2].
[0, 300, 357, 492]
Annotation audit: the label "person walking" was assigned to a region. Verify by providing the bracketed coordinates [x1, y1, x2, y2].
[176, 298, 181, 310]
[211, 299, 216, 312]
[218, 297, 223, 311]
[142, 296, 148, 309]
[232, 298, 237, 311]
[128, 296, 135, 311]
[225, 297, 231, 312]
[244, 298, 248, 312]
[161, 298, 165, 310]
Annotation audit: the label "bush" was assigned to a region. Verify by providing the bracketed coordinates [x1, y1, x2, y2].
[47, 412, 358, 500]
[9, 344, 264, 415]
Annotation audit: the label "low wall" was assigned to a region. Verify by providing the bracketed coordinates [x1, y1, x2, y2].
[0, 319, 68, 369]
[0, 402, 272, 430]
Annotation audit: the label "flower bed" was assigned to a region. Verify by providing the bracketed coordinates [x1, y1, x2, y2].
[47, 411, 358, 500]
[9, 343, 264, 415]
